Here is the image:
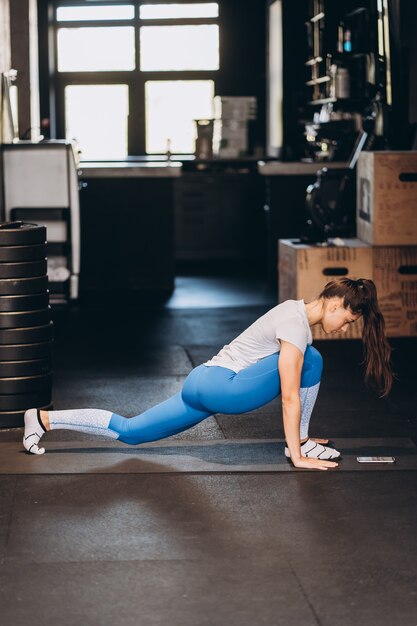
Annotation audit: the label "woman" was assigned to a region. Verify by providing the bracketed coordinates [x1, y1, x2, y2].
[23, 277, 393, 471]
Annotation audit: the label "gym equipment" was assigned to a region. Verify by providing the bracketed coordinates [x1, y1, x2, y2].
[3, 140, 81, 304]
[0, 404, 52, 429]
[0, 243, 47, 262]
[0, 308, 51, 329]
[0, 293, 49, 312]
[302, 131, 368, 243]
[304, 167, 357, 241]
[0, 260, 47, 279]
[0, 390, 52, 411]
[0, 359, 51, 377]
[0, 222, 46, 246]
[0, 276, 49, 295]
[0, 373, 52, 394]
[0, 222, 53, 426]
[0, 322, 54, 345]
[0, 341, 53, 360]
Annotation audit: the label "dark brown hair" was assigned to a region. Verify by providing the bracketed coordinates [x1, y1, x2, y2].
[318, 277, 393, 396]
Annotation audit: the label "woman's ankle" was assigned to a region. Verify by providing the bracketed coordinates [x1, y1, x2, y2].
[40, 410, 51, 431]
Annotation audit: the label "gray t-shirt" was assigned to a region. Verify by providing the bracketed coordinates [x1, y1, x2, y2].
[204, 299, 312, 373]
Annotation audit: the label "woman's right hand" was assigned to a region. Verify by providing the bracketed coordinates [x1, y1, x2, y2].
[291, 456, 339, 471]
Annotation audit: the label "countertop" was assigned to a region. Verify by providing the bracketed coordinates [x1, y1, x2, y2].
[78, 158, 349, 178]
[78, 161, 183, 178]
[257, 160, 348, 175]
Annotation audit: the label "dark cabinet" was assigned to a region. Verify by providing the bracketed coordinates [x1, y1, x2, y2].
[174, 172, 266, 268]
[79, 176, 175, 299]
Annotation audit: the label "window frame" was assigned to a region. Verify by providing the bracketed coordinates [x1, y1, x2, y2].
[50, 1, 220, 157]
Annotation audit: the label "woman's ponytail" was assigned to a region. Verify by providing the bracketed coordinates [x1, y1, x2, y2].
[360, 279, 393, 397]
[319, 277, 394, 396]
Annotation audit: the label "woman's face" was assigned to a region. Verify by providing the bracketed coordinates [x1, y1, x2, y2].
[321, 297, 361, 334]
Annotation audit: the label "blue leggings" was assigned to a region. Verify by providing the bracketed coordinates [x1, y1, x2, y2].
[109, 346, 323, 445]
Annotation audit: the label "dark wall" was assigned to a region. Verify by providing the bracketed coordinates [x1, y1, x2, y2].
[401, 0, 417, 129]
[216, 0, 266, 152]
[387, 0, 416, 148]
[280, 0, 308, 161]
[37, 0, 267, 154]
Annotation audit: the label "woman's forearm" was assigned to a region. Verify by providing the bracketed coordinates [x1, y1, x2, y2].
[282, 397, 302, 461]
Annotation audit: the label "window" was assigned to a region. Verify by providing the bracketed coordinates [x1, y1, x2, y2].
[57, 5, 135, 21]
[140, 4, 219, 20]
[52, 1, 220, 157]
[145, 80, 214, 153]
[140, 25, 219, 71]
[65, 85, 129, 159]
[57, 27, 135, 72]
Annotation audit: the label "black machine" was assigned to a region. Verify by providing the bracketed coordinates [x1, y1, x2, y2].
[302, 131, 368, 243]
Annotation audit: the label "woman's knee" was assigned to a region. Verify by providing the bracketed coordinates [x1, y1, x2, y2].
[301, 346, 323, 387]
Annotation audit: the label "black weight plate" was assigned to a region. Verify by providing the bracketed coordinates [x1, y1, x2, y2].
[0, 373, 52, 394]
[0, 403, 53, 428]
[0, 276, 48, 296]
[0, 341, 53, 360]
[0, 292, 49, 312]
[0, 260, 47, 279]
[0, 222, 46, 246]
[0, 390, 52, 411]
[0, 244, 47, 262]
[0, 322, 54, 345]
[0, 359, 51, 377]
[0, 307, 51, 329]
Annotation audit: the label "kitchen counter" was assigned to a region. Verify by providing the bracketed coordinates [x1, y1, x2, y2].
[258, 160, 348, 175]
[80, 158, 349, 177]
[78, 161, 182, 178]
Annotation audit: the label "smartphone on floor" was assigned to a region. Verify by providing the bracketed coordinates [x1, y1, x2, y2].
[356, 456, 396, 463]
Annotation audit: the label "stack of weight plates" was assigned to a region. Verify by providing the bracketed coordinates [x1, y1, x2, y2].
[0, 221, 53, 428]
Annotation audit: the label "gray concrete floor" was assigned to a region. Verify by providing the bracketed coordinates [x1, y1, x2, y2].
[1, 276, 417, 625]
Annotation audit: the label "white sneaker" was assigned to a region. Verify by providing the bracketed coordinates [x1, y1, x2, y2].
[23, 408, 46, 455]
[285, 439, 341, 460]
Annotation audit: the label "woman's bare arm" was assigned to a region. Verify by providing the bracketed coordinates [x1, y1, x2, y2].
[278, 341, 303, 459]
[278, 340, 338, 471]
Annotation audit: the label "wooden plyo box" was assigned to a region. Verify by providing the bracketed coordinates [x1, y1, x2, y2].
[278, 239, 373, 340]
[373, 246, 417, 337]
[357, 151, 417, 245]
